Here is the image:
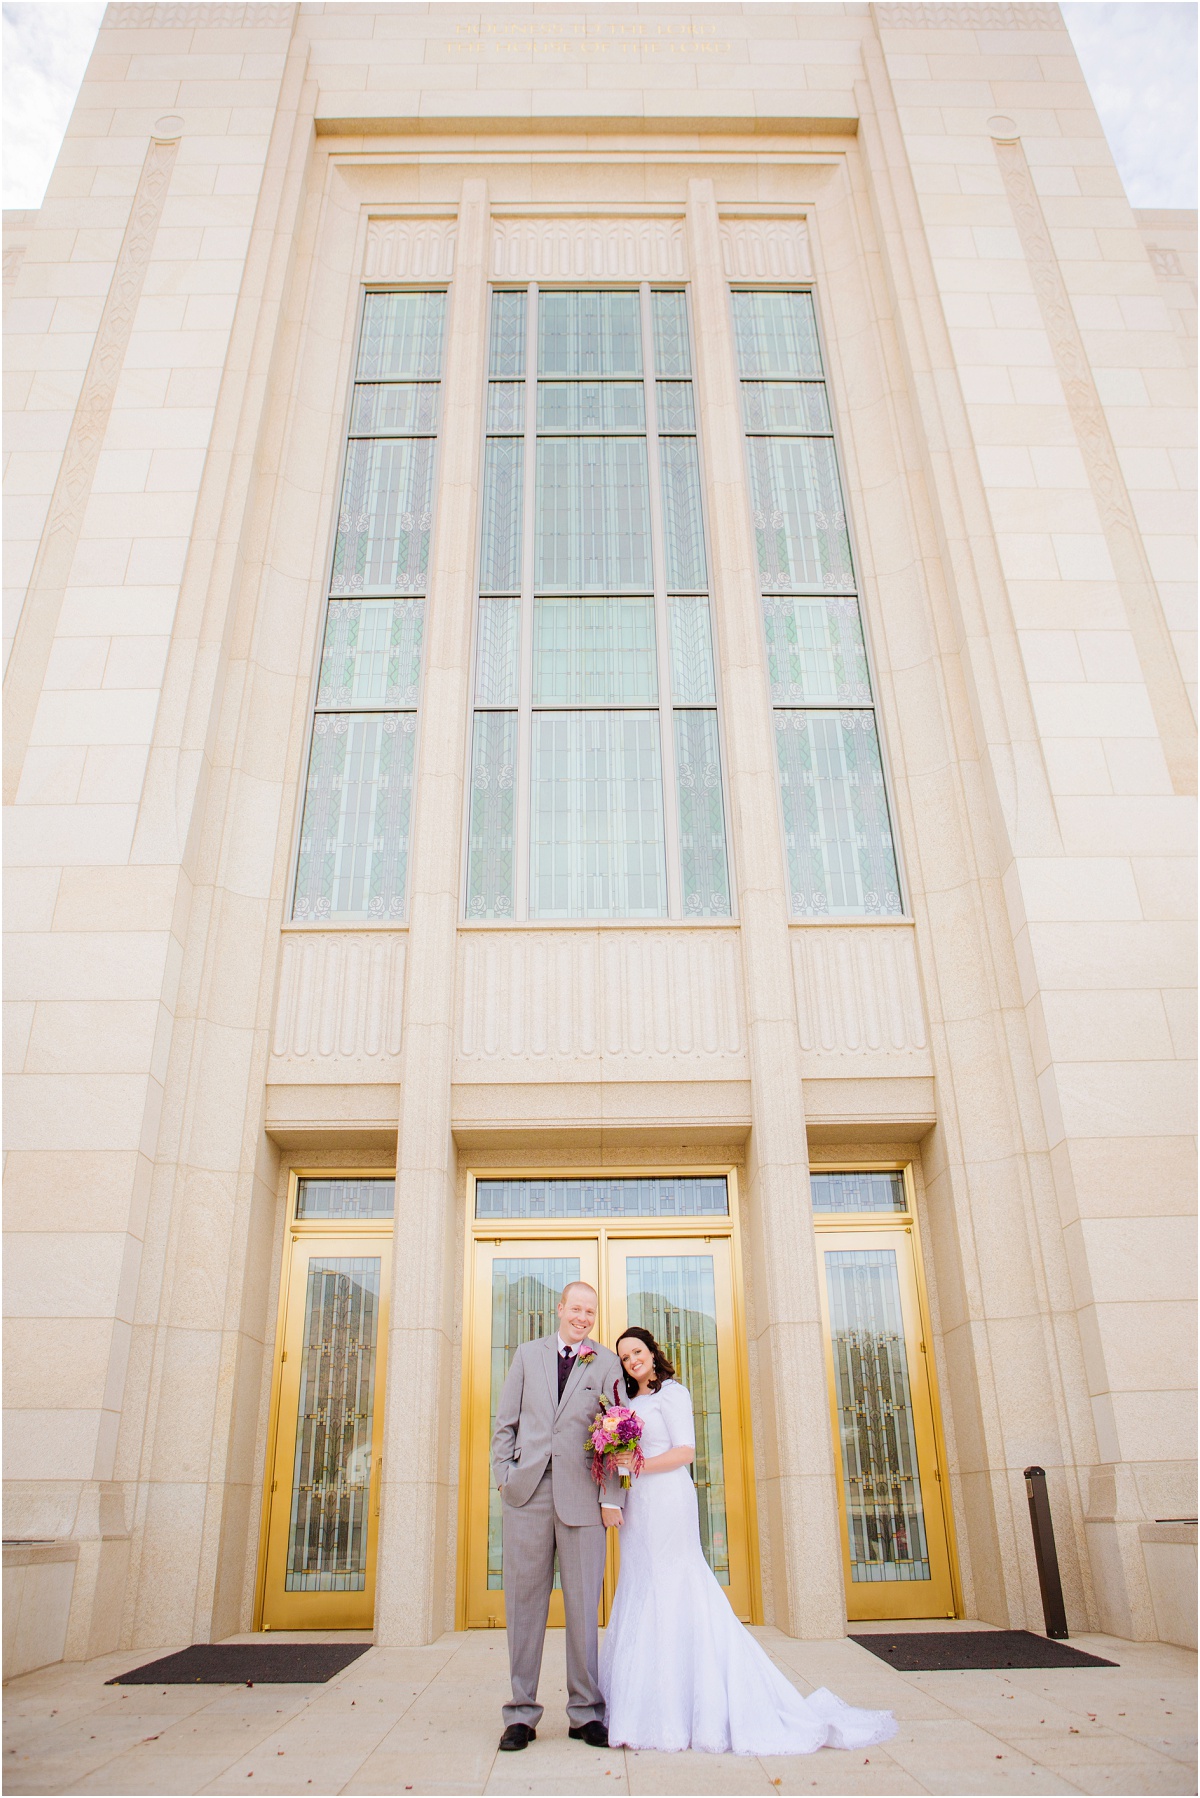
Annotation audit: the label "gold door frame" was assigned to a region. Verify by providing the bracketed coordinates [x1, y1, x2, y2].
[254, 1168, 395, 1632]
[457, 1165, 762, 1631]
[811, 1159, 962, 1622]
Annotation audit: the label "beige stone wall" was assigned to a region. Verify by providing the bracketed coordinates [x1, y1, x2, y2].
[3, 1, 1193, 1662]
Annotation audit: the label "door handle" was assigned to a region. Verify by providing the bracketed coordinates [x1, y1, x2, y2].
[371, 1458, 382, 1516]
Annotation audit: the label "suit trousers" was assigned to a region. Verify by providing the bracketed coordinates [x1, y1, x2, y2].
[501, 1467, 607, 1728]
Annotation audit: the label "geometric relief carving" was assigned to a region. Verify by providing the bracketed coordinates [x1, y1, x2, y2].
[791, 926, 930, 1065]
[365, 218, 457, 281]
[720, 219, 811, 282]
[490, 219, 686, 282]
[105, 3, 293, 24]
[269, 931, 407, 1080]
[879, 4, 1060, 27]
[457, 929, 745, 1069]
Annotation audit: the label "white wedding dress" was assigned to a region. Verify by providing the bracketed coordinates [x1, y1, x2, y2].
[599, 1381, 898, 1755]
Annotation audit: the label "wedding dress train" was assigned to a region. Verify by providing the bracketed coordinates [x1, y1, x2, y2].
[598, 1380, 898, 1756]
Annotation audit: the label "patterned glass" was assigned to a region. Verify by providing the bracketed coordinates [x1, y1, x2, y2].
[533, 597, 657, 705]
[746, 436, 854, 594]
[293, 713, 417, 921]
[285, 1257, 380, 1591]
[317, 599, 423, 709]
[651, 290, 691, 377]
[668, 595, 717, 704]
[296, 1178, 395, 1221]
[466, 712, 517, 919]
[537, 382, 645, 433]
[824, 1248, 931, 1584]
[357, 291, 445, 380]
[476, 1176, 729, 1219]
[480, 437, 523, 593]
[762, 595, 870, 705]
[741, 380, 831, 435]
[475, 597, 520, 706]
[625, 1255, 729, 1585]
[486, 382, 524, 434]
[530, 711, 666, 919]
[810, 1172, 907, 1215]
[774, 711, 901, 918]
[349, 383, 439, 435]
[731, 290, 822, 378]
[675, 710, 731, 918]
[488, 1257, 580, 1589]
[656, 381, 696, 432]
[331, 438, 435, 595]
[489, 290, 527, 378]
[535, 438, 652, 593]
[537, 290, 642, 377]
[659, 436, 707, 591]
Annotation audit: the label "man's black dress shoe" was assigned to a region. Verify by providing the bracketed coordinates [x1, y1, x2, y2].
[569, 1721, 610, 1747]
[498, 1724, 536, 1751]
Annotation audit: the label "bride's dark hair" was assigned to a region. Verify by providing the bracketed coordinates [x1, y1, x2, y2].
[615, 1326, 676, 1399]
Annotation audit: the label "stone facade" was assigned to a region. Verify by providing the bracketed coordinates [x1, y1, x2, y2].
[3, 0, 1194, 1674]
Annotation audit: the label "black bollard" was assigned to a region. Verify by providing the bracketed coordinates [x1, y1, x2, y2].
[1023, 1466, 1069, 1639]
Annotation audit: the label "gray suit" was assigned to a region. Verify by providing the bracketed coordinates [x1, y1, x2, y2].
[491, 1335, 625, 1728]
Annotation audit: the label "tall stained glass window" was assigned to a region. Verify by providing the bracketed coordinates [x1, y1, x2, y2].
[293, 291, 447, 921]
[733, 292, 902, 918]
[466, 288, 731, 921]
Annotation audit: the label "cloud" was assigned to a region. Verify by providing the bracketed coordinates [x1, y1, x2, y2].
[3, 1, 105, 210]
[1061, 1, 1197, 209]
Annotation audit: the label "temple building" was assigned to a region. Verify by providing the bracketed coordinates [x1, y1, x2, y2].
[3, 0, 1195, 1679]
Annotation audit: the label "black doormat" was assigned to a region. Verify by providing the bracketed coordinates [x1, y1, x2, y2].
[850, 1631, 1117, 1672]
[106, 1643, 371, 1685]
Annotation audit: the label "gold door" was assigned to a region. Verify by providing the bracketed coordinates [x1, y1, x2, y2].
[815, 1209, 956, 1620]
[261, 1229, 390, 1630]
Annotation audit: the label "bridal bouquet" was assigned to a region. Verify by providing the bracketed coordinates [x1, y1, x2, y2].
[586, 1391, 644, 1488]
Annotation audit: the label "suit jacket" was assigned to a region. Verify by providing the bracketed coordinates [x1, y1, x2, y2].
[491, 1335, 627, 1525]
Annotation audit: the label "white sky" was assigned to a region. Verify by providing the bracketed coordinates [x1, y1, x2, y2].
[2, 0, 1197, 212]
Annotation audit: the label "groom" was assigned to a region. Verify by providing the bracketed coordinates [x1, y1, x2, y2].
[491, 1280, 625, 1751]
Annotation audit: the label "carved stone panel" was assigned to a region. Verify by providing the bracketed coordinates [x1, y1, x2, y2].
[791, 925, 932, 1074]
[720, 219, 811, 282]
[269, 931, 407, 1083]
[490, 219, 686, 282]
[364, 219, 457, 281]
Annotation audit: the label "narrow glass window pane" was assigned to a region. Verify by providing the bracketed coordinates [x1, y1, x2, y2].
[486, 382, 524, 434]
[476, 1176, 729, 1219]
[475, 597, 521, 706]
[656, 381, 696, 432]
[731, 290, 822, 378]
[536, 381, 645, 433]
[479, 437, 523, 593]
[530, 711, 666, 919]
[774, 710, 901, 918]
[537, 291, 643, 377]
[357, 291, 445, 379]
[534, 438, 652, 593]
[466, 711, 517, 919]
[762, 595, 870, 705]
[331, 438, 435, 595]
[651, 290, 691, 376]
[293, 713, 416, 921]
[296, 1178, 396, 1221]
[317, 599, 424, 709]
[741, 380, 831, 434]
[533, 597, 657, 705]
[809, 1172, 907, 1215]
[489, 290, 527, 378]
[668, 595, 717, 704]
[747, 437, 854, 593]
[350, 383, 440, 435]
[659, 435, 707, 591]
[675, 709, 731, 918]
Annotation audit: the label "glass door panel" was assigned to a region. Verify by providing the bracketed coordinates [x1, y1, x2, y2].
[816, 1227, 955, 1620]
[262, 1234, 390, 1628]
[465, 1239, 599, 1628]
[605, 1237, 755, 1621]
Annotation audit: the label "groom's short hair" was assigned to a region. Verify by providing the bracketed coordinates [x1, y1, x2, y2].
[559, 1280, 597, 1305]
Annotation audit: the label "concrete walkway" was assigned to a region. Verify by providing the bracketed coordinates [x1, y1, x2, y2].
[3, 1624, 1194, 1796]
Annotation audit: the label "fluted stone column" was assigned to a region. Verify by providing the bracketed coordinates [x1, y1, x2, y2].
[374, 178, 490, 1646]
[686, 179, 844, 1638]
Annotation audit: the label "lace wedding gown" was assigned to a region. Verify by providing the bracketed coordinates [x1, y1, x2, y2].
[599, 1381, 898, 1755]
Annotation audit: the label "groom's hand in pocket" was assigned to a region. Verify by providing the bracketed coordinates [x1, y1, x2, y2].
[601, 1506, 623, 1528]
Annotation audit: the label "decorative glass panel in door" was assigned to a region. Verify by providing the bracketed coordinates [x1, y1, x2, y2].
[465, 1241, 599, 1627]
[606, 1237, 755, 1621]
[262, 1235, 390, 1628]
[816, 1227, 955, 1619]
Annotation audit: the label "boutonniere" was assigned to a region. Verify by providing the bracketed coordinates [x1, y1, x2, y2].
[577, 1342, 598, 1365]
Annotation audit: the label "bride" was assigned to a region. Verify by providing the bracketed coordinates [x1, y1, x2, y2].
[598, 1327, 899, 1756]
